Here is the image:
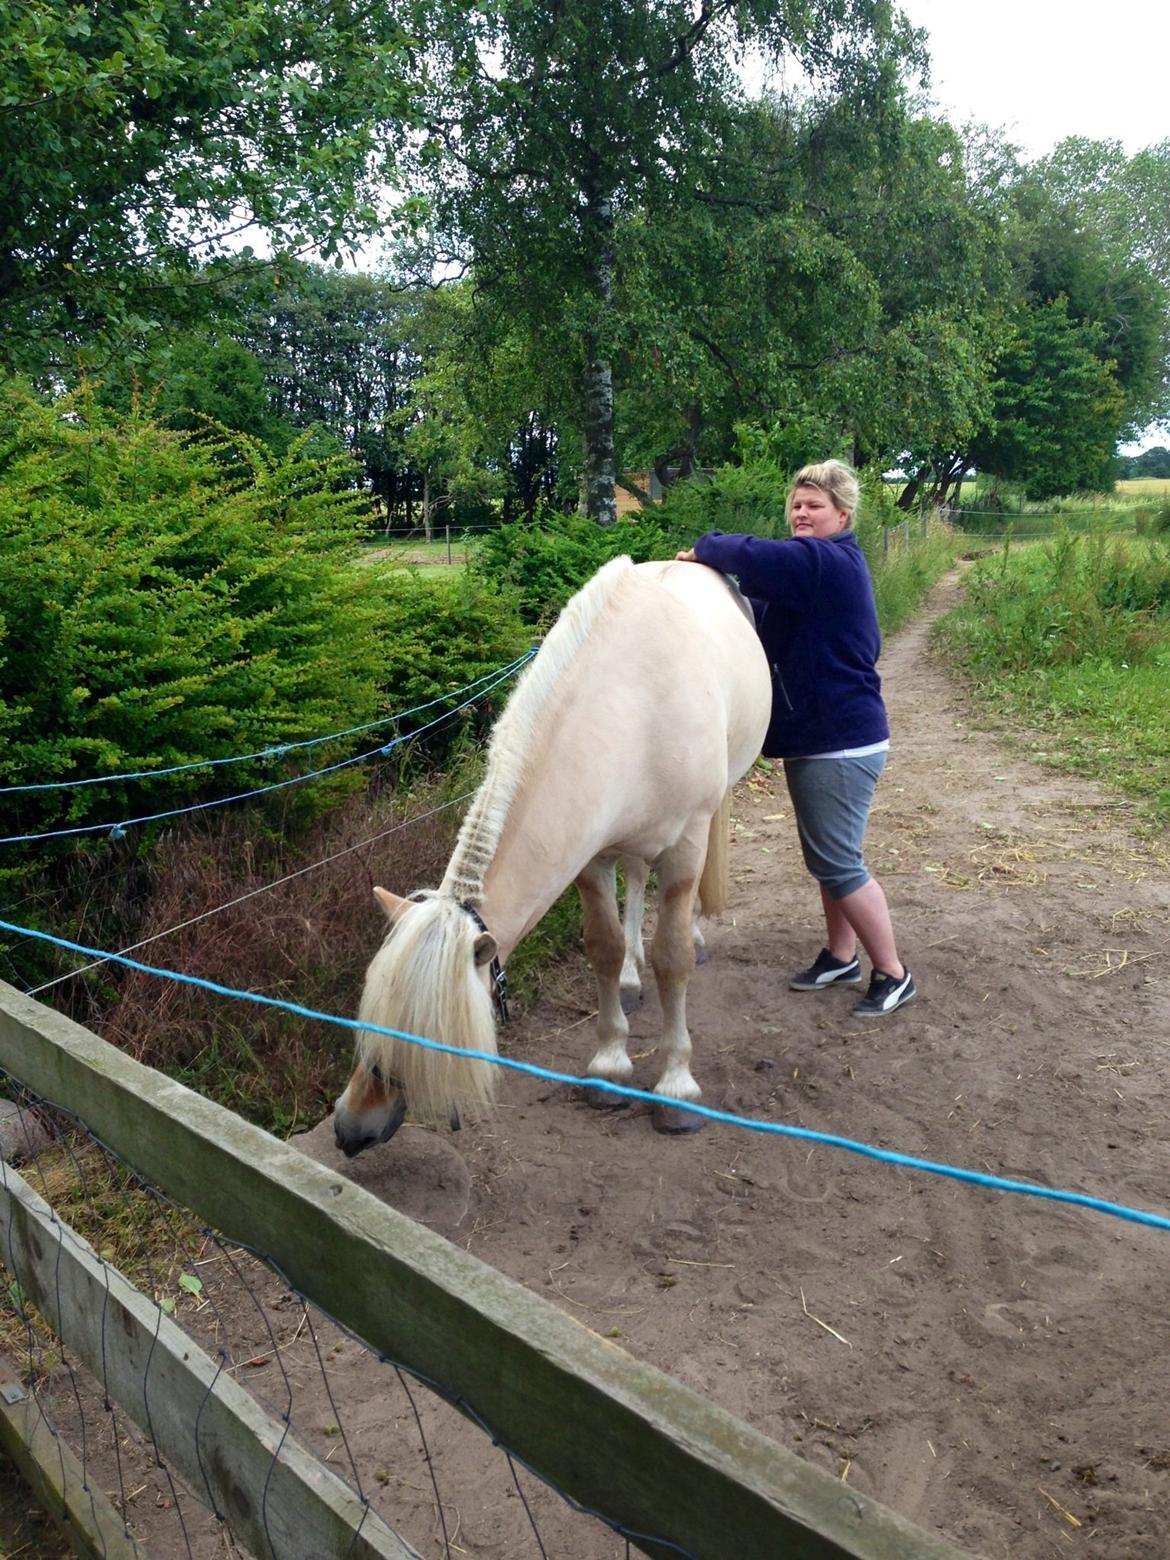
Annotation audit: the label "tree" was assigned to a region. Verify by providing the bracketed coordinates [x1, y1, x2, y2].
[1016, 142, 1169, 437]
[407, 0, 923, 521]
[1117, 446, 1170, 480]
[968, 297, 1126, 500]
[902, 133, 1170, 503]
[0, 0, 425, 373]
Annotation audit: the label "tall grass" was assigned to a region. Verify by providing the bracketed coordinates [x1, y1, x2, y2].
[937, 531, 1170, 824]
[865, 523, 965, 635]
[42, 752, 484, 1133]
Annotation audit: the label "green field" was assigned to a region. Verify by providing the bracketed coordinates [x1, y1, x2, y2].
[937, 532, 1170, 825]
[1116, 477, 1170, 498]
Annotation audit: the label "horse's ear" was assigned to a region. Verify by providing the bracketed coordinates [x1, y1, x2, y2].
[473, 931, 498, 968]
[373, 887, 410, 921]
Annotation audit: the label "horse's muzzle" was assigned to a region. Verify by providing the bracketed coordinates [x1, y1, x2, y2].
[334, 1092, 407, 1157]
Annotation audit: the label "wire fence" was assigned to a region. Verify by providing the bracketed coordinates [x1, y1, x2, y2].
[0, 1075, 671, 1559]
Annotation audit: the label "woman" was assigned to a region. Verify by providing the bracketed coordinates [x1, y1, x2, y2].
[675, 459, 915, 1017]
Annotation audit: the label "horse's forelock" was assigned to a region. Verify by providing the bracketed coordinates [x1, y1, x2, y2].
[358, 894, 498, 1126]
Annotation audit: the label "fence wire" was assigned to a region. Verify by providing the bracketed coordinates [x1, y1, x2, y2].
[0, 1074, 673, 1559]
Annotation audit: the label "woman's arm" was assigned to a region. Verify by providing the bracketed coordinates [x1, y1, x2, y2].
[679, 531, 815, 606]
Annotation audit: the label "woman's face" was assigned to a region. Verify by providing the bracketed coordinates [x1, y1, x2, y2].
[788, 485, 851, 538]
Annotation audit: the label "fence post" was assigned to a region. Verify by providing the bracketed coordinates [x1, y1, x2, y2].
[882, 527, 889, 559]
[901, 519, 910, 547]
[446, 523, 452, 565]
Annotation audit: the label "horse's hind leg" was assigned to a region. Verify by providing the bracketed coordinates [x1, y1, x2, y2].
[648, 832, 706, 1133]
[619, 855, 649, 1012]
[576, 858, 633, 1100]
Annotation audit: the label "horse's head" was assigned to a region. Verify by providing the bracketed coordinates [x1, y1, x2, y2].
[333, 887, 500, 1157]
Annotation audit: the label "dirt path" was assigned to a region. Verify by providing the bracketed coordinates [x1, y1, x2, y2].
[426, 567, 1170, 1557]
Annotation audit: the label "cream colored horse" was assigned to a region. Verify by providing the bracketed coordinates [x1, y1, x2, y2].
[333, 555, 770, 1154]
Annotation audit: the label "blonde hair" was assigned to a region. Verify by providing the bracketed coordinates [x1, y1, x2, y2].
[787, 459, 860, 524]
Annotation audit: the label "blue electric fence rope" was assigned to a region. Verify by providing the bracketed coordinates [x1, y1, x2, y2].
[1, 655, 534, 846]
[0, 653, 536, 796]
[3, 916, 1168, 1236]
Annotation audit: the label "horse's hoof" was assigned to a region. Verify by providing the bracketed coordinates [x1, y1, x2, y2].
[578, 1083, 630, 1111]
[619, 986, 643, 1015]
[693, 944, 709, 966]
[651, 1102, 705, 1135]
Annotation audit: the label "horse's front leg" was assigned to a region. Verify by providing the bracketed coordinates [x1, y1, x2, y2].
[649, 834, 706, 1134]
[576, 858, 633, 1100]
[618, 854, 649, 1013]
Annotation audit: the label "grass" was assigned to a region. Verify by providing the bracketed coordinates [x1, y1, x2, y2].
[1116, 478, 1170, 498]
[359, 537, 467, 567]
[866, 517, 965, 635]
[936, 531, 1170, 826]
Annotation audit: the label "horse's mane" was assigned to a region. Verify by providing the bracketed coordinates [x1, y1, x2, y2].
[441, 554, 637, 904]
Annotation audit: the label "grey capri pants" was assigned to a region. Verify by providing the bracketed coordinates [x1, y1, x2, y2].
[782, 752, 887, 900]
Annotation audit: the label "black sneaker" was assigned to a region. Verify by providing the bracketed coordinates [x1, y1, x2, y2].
[789, 948, 863, 991]
[852, 968, 917, 1017]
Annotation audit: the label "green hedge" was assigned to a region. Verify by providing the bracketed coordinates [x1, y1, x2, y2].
[0, 389, 405, 844]
[373, 567, 529, 739]
[469, 505, 673, 625]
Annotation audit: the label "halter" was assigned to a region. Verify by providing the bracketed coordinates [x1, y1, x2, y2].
[460, 900, 510, 1025]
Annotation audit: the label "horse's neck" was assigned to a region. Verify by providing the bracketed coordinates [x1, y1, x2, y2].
[472, 759, 610, 963]
[440, 557, 645, 956]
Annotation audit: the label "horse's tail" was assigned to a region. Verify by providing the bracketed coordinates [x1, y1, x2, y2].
[697, 790, 733, 916]
[357, 895, 498, 1127]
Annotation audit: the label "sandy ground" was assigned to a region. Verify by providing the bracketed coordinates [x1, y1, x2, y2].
[305, 566, 1170, 1558]
[9, 568, 1170, 1558]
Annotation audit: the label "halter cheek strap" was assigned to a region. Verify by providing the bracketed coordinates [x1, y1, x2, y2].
[460, 900, 510, 1025]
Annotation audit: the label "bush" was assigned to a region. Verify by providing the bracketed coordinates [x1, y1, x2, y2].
[656, 463, 790, 543]
[937, 533, 1170, 823]
[469, 505, 672, 625]
[371, 566, 530, 743]
[0, 384, 390, 845]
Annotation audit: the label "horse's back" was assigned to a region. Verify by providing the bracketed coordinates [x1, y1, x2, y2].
[632, 557, 759, 644]
[555, 558, 770, 800]
[628, 558, 770, 751]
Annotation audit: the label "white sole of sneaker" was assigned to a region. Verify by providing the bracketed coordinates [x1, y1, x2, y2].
[789, 974, 864, 991]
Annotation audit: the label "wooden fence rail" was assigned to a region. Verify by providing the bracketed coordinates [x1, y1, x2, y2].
[0, 980, 969, 1559]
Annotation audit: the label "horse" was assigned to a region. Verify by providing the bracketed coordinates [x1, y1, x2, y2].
[333, 554, 771, 1155]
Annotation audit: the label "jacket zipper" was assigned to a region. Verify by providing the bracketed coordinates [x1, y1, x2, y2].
[773, 666, 794, 712]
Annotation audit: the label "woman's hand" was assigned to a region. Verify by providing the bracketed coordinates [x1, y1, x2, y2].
[675, 547, 698, 562]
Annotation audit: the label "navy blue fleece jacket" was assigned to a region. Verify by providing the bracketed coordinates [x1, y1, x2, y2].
[693, 528, 888, 759]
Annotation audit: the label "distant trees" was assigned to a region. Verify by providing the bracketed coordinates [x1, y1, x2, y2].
[1117, 446, 1170, 479]
[896, 136, 1170, 505]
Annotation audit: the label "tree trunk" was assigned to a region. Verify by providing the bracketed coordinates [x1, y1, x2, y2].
[422, 469, 434, 542]
[579, 181, 617, 526]
[896, 470, 923, 512]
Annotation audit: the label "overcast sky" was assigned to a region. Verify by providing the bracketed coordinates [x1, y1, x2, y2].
[900, 0, 1169, 160]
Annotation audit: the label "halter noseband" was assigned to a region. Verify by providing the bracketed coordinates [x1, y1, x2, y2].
[460, 900, 510, 1025]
